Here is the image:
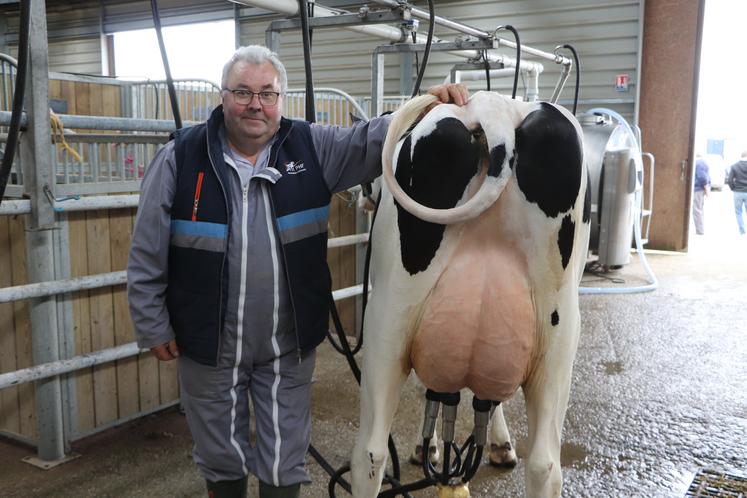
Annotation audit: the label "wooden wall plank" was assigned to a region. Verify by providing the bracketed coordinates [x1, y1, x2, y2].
[158, 360, 179, 404]
[9, 216, 34, 438]
[68, 212, 94, 434]
[109, 209, 138, 417]
[85, 209, 117, 426]
[337, 199, 356, 334]
[0, 216, 20, 435]
[60, 81, 77, 115]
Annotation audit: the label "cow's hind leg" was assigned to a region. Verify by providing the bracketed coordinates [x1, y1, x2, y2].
[351, 344, 409, 498]
[488, 403, 518, 468]
[522, 303, 580, 498]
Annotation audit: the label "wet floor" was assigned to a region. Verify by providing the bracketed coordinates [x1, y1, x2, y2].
[1, 190, 746, 497]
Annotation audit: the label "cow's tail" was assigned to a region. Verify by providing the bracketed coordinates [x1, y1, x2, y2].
[382, 93, 510, 225]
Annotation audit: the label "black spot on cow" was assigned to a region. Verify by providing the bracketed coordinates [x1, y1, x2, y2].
[395, 118, 481, 275]
[488, 144, 506, 177]
[509, 151, 516, 170]
[514, 103, 582, 218]
[551, 310, 559, 326]
[582, 169, 591, 224]
[558, 214, 575, 270]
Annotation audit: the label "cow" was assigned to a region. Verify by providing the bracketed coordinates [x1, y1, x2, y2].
[350, 90, 589, 497]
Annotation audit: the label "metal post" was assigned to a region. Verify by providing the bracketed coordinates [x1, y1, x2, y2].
[372, 49, 385, 117]
[399, 51, 414, 96]
[266, 29, 280, 54]
[19, 0, 69, 467]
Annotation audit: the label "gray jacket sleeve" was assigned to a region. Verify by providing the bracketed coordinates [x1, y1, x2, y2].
[127, 141, 177, 349]
[310, 114, 392, 194]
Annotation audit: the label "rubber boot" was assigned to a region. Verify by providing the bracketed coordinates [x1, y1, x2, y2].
[206, 476, 248, 498]
[258, 480, 301, 498]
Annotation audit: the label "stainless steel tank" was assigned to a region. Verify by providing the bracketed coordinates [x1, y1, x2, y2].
[580, 113, 642, 268]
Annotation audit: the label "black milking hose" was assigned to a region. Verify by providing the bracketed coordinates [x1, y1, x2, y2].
[0, 0, 30, 205]
[150, 0, 182, 130]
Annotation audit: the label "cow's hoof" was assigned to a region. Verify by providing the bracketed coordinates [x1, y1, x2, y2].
[488, 442, 517, 468]
[409, 444, 441, 466]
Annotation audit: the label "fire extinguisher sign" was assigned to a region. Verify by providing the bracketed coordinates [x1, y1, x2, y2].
[615, 74, 630, 92]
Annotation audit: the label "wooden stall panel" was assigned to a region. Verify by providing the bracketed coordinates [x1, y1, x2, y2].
[327, 196, 358, 337]
[68, 211, 95, 434]
[0, 216, 20, 436]
[7, 216, 34, 439]
[10, 218, 34, 438]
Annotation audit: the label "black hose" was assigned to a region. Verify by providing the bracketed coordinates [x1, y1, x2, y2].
[496, 25, 520, 99]
[150, 0, 182, 130]
[298, 0, 315, 123]
[483, 50, 491, 91]
[0, 0, 30, 205]
[560, 44, 581, 114]
[410, 0, 435, 98]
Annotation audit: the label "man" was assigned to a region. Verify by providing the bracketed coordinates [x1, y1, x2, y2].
[727, 150, 747, 235]
[127, 45, 468, 498]
[692, 154, 711, 235]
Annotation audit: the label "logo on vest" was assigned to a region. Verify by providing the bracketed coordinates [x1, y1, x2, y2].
[284, 160, 306, 175]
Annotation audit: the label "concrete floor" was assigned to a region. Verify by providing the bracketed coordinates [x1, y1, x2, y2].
[2, 189, 746, 497]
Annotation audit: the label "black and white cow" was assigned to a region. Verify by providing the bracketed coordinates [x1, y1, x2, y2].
[350, 91, 589, 497]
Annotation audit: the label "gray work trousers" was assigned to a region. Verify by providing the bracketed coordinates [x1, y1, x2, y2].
[178, 349, 316, 487]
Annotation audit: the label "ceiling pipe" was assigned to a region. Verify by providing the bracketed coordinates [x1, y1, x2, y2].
[233, 0, 544, 73]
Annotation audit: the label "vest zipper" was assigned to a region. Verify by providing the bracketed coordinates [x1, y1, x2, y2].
[206, 125, 230, 366]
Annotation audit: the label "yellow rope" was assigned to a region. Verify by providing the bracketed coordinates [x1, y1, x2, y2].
[49, 110, 82, 163]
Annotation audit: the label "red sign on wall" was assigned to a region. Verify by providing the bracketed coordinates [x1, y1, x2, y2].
[615, 74, 630, 92]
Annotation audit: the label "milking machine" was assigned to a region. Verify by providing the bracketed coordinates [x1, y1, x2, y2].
[578, 108, 659, 294]
[420, 391, 494, 492]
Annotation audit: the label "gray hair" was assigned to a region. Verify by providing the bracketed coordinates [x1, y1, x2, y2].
[221, 45, 288, 93]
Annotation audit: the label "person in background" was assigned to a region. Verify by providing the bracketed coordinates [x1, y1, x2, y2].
[126, 44, 469, 498]
[727, 150, 747, 236]
[692, 154, 711, 235]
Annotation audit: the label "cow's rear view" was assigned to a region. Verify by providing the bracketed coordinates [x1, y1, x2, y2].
[351, 91, 589, 498]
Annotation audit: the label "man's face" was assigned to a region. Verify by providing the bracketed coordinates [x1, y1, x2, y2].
[222, 61, 283, 145]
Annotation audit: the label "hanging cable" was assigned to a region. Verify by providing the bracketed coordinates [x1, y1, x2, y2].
[494, 25, 520, 99]
[411, 0, 435, 98]
[0, 0, 30, 205]
[483, 50, 491, 91]
[150, 0, 182, 130]
[298, 0, 315, 123]
[555, 44, 580, 114]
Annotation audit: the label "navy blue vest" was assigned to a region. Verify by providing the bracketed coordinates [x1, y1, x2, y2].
[168, 106, 332, 366]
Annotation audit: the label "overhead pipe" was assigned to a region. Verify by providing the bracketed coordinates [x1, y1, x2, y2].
[235, 0, 544, 73]
[369, 0, 570, 65]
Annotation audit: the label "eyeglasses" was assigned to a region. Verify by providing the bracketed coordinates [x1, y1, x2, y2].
[223, 89, 282, 106]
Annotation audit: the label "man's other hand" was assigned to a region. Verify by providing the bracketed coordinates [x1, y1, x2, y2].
[426, 83, 469, 106]
[151, 339, 180, 361]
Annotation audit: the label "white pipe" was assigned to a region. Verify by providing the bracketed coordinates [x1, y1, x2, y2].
[0, 343, 145, 390]
[327, 233, 369, 248]
[0, 282, 370, 390]
[0, 233, 371, 304]
[370, 0, 569, 65]
[0, 199, 32, 215]
[444, 68, 521, 84]
[0, 271, 127, 304]
[52, 194, 140, 212]
[237, 0, 544, 72]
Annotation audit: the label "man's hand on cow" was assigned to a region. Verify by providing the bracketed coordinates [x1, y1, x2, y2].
[426, 83, 470, 106]
[151, 339, 179, 361]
